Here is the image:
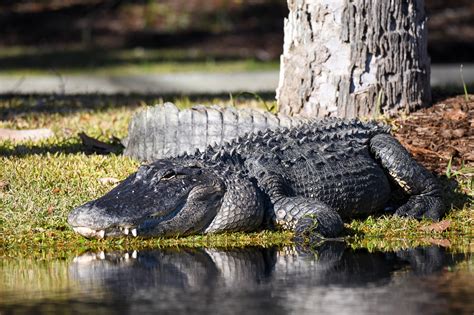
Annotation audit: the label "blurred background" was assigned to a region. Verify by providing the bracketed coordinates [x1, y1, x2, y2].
[0, 0, 473, 92]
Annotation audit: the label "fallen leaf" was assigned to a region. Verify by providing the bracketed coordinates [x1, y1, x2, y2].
[464, 152, 474, 161]
[452, 128, 466, 138]
[420, 220, 451, 233]
[0, 180, 8, 191]
[440, 129, 452, 139]
[443, 109, 467, 121]
[52, 187, 61, 194]
[98, 177, 120, 185]
[47, 206, 54, 215]
[78, 132, 123, 154]
[0, 128, 54, 142]
[80, 113, 92, 122]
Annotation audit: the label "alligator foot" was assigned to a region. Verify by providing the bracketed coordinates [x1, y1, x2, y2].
[273, 196, 344, 241]
[370, 133, 445, 221]
[293, 209, 344, 241]
[395, 195, 445, 220]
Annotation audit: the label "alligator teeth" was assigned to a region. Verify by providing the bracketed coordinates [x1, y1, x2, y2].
[98, 230, 105, 239]
[131, 229, 137, 237]
[73, 227, 97, 237]
[124, 253, 130, 260]
[98, 251, 106, 260]
[124, 227, 129, 235]
[132, 250, 138, 259]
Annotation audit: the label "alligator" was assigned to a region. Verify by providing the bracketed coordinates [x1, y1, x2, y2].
[68, 116, 444, 240]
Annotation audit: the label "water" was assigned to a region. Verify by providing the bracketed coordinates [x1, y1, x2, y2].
[0, 243, 473, 315]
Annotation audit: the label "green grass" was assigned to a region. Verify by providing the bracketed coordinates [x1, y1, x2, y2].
[0, 96, 473, 258]
[0, 47, 279, 76]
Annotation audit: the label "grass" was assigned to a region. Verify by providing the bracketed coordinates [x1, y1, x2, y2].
[460, 64, 470, 102]
[0, 95, 473, 258]
[0, 47, 279, 76]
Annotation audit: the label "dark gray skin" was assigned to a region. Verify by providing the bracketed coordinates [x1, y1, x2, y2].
[68, 118, 445, 239]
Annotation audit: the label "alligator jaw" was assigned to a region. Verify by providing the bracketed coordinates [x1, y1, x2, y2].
[71, 226, 138, 239]
[72, 226, 106, 239]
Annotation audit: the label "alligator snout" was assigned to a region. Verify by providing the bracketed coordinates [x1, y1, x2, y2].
[68, 203, 140, 239]
[69, 203, 105, 227]
[68, 203, 110, 238]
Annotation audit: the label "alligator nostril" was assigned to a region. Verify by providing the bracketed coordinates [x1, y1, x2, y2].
[67, 205, 90, 226]
[67, 207, 80, 225]
[69, 201, 128, 233]
[68, 203, 108, 228]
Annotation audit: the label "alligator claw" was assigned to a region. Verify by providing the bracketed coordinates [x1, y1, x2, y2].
[395, 195, 444, 220]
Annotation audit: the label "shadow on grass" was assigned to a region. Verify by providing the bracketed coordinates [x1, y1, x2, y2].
[0, 92, 276, 119]
[0, 141, 123, 158]
[439, 176, 473, 211]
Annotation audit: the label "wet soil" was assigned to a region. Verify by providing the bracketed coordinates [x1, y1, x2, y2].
[394, 95, 474, 174]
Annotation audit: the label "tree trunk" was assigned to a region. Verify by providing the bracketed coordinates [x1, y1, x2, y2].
[276, 0, 431, 118]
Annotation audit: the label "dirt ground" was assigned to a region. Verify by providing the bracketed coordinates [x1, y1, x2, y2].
[394, 95, 474, 174]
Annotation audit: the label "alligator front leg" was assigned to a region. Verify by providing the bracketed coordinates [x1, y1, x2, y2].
[370, 134, 445, 220]
[273, 196, 344, 240]
[254, 172, 344, 240]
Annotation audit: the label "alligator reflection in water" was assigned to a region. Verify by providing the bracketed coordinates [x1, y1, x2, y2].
[67, 244, 472, 314]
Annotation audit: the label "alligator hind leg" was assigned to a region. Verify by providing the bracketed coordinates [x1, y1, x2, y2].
[370, 134, 445, 220]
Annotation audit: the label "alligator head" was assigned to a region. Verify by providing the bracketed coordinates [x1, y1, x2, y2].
[68, 160, 225, 239]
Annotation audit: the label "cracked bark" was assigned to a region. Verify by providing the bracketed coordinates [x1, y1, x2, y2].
[276, 0, 431, 118]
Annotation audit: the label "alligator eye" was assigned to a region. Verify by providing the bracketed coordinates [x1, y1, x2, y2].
[136, 165, 150, 179]
[161, 171, 176, 180]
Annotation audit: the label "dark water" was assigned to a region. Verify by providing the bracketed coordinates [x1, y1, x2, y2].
[0, 243, 473, 315]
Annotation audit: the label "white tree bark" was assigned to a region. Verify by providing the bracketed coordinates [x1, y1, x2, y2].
[276, 0, 431, 118]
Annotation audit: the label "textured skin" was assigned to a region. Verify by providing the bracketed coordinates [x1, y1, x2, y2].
[123, 103, 305, 161]
[369, 134, 444, 220]
[69, 118, 445, 239]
